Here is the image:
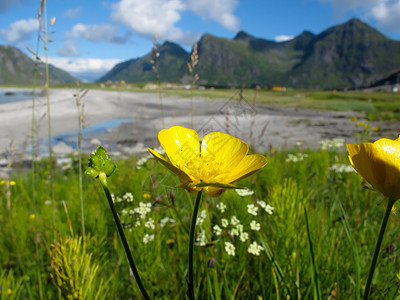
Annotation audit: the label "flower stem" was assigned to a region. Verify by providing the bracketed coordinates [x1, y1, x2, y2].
[188, 190, 203, 300]
[363, 198, 395, 300]
[99, 173, 151, 300]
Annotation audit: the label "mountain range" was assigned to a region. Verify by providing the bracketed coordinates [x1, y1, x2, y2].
[0, 45, 76, 85]
[99, 18, 400, 90]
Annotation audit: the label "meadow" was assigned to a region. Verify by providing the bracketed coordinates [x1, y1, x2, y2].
[1, 111, 400, 299]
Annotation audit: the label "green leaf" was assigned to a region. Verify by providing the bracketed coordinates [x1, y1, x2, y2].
[85, 146, 116, 179]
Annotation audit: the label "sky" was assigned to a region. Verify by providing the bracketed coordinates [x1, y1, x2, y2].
[1, 0, 400, 82]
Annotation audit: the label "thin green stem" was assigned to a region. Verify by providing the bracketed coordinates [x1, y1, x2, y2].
[43, 0, 55, 234]
[363, 198, 395, 300]
[188, 190, 203, 300]
[98, 173, 150, 300]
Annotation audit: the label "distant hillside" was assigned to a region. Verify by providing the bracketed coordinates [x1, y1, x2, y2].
[98, 18, 400, 90]
[0, 45, 76, 85]
[98, 42, 188, 83]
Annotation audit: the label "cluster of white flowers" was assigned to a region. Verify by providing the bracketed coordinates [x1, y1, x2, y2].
[221, 218, 229, 228]
[248, 241, 264, 256]
[329, 164, 355, 174]
[145, 218, 155, 230]
[247, 204, 258, 216]
[216, 202, 226, 212]
[143, 234, 155, 244]
[285, 153, 308, 163]
[213, 224, 222, 236]
[235, 188, 254, 197]
[196, 229, 207, 246]
[250, 220, 261, 231]
[134, 202, 152, 219]
[112, 192, 134, 203]
[224, 241, 236, 256]
[159, 217, 175, 228]
[196, 209, 207, 226]
[319, 138, 344, 151]
[257, 200, 274, 215]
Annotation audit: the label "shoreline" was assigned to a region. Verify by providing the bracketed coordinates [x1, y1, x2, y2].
[0, 88, 398, 160]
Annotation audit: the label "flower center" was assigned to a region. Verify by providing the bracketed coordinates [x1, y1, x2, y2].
[184, 155, 225, 184]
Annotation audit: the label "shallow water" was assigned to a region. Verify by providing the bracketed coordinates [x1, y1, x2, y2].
[0, 90, 39, 104]
[46, 118, 134, 151]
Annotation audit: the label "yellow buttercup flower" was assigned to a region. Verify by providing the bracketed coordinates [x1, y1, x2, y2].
[347, 135, 400, 200]
[148, 126, 268, 197]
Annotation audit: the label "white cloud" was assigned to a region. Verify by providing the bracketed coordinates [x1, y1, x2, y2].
[187, 0, 239, 31]
[46, 57, 122, 82]
[0, 18, 38, 43]
[316, 0, 400, 33]
[111, 0, 187, 42]
[62, 7, 82, 19]
[275, 35, 295, 42]
[110, 0, 239, 44]
[371, 0, 400, 31]
[66, 23, 129, 43]
[58, 40, 80, 57]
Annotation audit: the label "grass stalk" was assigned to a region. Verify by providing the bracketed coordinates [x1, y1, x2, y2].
[98, 172, 151, 300]
[363, 198, 395, 300]
[42, 0, 55, 234]
[188, 190, 203, 300]
[337, 199, 360, 300]
[304, 206, 321, 300]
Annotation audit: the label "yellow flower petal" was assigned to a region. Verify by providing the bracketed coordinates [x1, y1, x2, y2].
[149, 126, 268, 197]
[347, 137, 400, 200]
[148, 148, 191, 184]
[201, 131, 249, 170]
[222, 154, 268, 183]
[158, 126, 200, 172]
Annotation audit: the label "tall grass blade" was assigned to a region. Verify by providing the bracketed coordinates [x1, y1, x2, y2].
[304, 206, 321, 300]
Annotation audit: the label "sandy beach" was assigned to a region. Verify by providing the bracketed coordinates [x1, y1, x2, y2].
[0, 88, 399, 160]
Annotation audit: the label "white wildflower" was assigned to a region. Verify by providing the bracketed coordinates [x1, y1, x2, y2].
[213, 225, 222, 236]
[134, 220, 141, 227]
[160, 217, 175, 228]
[257, 200, 266, 208]
[239, 231, 249, 242]
[250, 220, 261, 231]
[248, 241, 264, 256]
[230, 224, 243, 236]
[196, 209, 207, 226]
[123, 192, 134, 202]
[134, 202, 152, 218]
[247, 204, 258, 216]
[221, 218, 229, 228]
[136, 154, 152, 169]
[196, 229, 207, 246]
[216, 202, 226, 213]
[230, 216, 240, 226]
[285, 153, 308, 163]
[319, 138, 344, 151]
[329, 164, 355, 173]
[264, 204, 274, 215]
[143, 233, 154, 244]
[235, 188, 254, 197]
[224, 241, 236, 256]
[145, 218, 155, 230]
[121, 208, 128, 215]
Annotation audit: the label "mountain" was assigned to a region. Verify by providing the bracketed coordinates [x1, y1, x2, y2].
[98, 18, 400, 90]
[98, 42, 188, 83]
[0, 45, 76, 85]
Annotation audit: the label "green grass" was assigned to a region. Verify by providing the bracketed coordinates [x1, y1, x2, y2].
[1, 147, 400, 299]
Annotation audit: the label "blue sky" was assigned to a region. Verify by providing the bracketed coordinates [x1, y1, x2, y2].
[1, 0, 400, 82]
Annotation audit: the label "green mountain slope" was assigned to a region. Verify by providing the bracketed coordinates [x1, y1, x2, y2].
[98, 42, 188, 83]
[98, 18, 400, 90]
[0, 45, 76, 85]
